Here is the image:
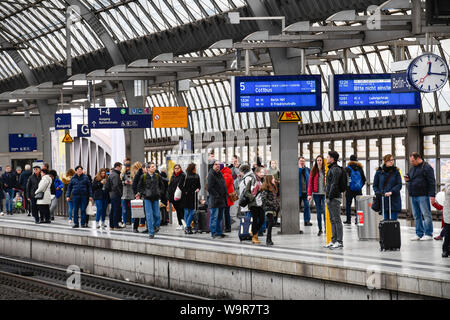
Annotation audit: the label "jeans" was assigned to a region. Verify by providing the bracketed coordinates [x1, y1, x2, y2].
[299, 193, 310, 223]
[121, 199, 131, 224]
[313, 194, 325, 231]
[144, 200, 160, 236]
[109, 197, 122, 228]
[184, 208, 195, 230]
[72, 196, 88, 226]
[210, 207, 225, 236]
[95, 199, 107, 223]
[68, 201, 73, 220]
[345, 193, 357, 223]
[327, 198, 343, 244]
[5, 188, 14, 213]
[410, 196, 433, 237]
[224, 206, 231, 231]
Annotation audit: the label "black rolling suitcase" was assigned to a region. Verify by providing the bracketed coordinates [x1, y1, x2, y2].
[379, 196, 401, 251]
[194, 195, 210, 233]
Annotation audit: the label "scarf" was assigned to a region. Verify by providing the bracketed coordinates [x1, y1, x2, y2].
[174, 170, 183, 177]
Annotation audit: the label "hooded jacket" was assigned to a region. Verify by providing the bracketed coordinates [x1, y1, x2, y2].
[35, 174, 53, 205]
[345, 161, 367, 196]
[326, 162, 343, 200]
[138, 172, 164, 201]
[221, 167, 235, 207]
[239, 171, 255, 212]
[307, 167, 326, 196]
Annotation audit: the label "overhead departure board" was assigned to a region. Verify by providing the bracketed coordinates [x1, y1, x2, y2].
[232, 75, 322, 112]
[329, 74, 421, 110]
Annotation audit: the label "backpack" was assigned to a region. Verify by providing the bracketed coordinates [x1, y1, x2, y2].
[338, 166, 348, 193]
[348, 166, 363, 192]
[238, 175, 253, 208]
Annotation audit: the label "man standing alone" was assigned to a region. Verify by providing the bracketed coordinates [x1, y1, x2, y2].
[298, 157, 312, 226]
[405, 152, 436, 241]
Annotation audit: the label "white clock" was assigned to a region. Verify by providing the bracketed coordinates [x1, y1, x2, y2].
[407, 53, 449, 93]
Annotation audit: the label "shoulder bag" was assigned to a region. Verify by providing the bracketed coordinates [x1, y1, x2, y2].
[174, 175, 186, 201]
[372, 171, 395, 213]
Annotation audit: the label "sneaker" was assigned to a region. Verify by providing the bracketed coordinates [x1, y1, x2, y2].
[181, 219, 186, 228]
[317, 230, 323, 236]
[176, 225, 183, 230]
[96, 224, 101, 229]
[266, 240, 274, 246]
[442, 252, 449, 258]
[72, 225, 79, 228]
[140, 228, 148, 233]
[410, 235, 421, 241]
[420, 235, 433, 241]
[304, 222, 313, 226]
[148, 235, 154, 239]
[102, 223, 107, 228]
[434, 235, 443, 241]
[0, 212, 4, 216]
[330, 242, 343, 250]
[118, 222, 125, 228]
[68, 220, 72, 225]
[324, 242, 335, 248]
[343, 221, 351, 225]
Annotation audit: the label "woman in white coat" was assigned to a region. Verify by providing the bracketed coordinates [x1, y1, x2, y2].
[442, 179, 450, 258]
[35, 168, 52, 224]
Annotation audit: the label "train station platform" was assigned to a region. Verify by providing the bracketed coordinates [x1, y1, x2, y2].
[0, 212, 448, 300]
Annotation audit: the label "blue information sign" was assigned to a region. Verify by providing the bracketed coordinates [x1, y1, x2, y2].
[9, 134, 37, 152]
[77, 124, 91, 138]
[330, 74, 421, 110]
[88, 108, 152, 129]
[54, 113, 71, 130]
[233, 75, 322, 112]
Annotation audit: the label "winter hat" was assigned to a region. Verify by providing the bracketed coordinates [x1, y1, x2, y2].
[350, 155, 357, 161]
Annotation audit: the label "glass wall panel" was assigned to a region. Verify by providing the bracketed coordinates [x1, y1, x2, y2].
[424, 135, 435, 156]
[369, 139, 378, 158]
[382, 138, 391, 155]
[357, 139, 366, 159]
[345, 140, 353, 159]
[440, 158, 450, 184]
[441, 135, 450, 155]
[395, 137, 405, 157]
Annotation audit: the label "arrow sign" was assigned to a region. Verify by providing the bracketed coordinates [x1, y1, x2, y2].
[88, 108, 151, 129]
[54, 113, 71, 130]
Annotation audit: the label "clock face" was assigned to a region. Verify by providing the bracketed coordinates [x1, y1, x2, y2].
[407, 53, 449, 93]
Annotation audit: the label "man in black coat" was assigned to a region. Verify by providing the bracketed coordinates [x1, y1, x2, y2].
[2, 166, 17, 215]
[26, 166, 41, 222]
[105, 162, 123, 230]
[207, 160, 228, 238]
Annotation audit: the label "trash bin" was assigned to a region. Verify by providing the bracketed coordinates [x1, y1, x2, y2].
[356, 195, 382, 240]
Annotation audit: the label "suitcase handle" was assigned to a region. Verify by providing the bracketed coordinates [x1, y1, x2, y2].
[381, 195, 392, 219]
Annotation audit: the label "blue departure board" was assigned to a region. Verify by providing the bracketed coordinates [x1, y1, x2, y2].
[233, 75, 322, 112]
[330, 74, 421, 110]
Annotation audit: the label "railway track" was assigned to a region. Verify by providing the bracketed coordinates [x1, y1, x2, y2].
[0, 256, 208, 300]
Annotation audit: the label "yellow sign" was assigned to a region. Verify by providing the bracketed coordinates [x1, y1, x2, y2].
[152, 107, 188, 128]
[278, 111, 302, 123]
[62, 131, 74, 143]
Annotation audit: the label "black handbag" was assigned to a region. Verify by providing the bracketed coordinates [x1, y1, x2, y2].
[35, 192, 44, 200]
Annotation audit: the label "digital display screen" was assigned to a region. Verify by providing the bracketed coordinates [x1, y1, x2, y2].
[233, 75, 321, 112]
[330, 74, 421, 110]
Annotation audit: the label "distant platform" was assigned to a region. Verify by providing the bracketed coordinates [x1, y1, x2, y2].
[0, 212, 448, 300]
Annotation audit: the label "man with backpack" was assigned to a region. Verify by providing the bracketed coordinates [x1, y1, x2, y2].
[344, 155, 366, 225]
[325, 151, 347, 250]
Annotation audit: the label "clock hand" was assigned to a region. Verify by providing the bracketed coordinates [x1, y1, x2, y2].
[427, 61, 432, 75]
[419, 74, 429, 83]
[429, 72, 447, 76]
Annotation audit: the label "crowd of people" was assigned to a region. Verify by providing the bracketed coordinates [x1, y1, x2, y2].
[0, 149, 448, 257]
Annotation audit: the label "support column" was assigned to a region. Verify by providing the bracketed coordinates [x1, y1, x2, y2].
[37, 103, 58, 166]
[247, 0, 302, 234]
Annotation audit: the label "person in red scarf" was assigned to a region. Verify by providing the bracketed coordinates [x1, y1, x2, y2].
[221, 166, 235, 233]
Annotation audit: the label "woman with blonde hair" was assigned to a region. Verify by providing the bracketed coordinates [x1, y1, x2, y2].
[92, 169, 108, 228]
[131, 161, 146, 232]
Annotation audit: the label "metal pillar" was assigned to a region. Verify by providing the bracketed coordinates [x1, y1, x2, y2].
[38, 104, 58, 166]
[246, 0, 302, 234]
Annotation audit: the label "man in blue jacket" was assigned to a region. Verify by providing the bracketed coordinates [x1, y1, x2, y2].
[66, 165, 93, 228]
[2, 165, 17, 215]
[298, 157, 312, 226]
[405, 152, 436, 241]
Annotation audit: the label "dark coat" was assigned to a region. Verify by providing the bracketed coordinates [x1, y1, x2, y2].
[92, 179, 108, 201]
[26, 173, 41, 200]
[2, 171, 17, 189]
[160, 172, 169, 204]
[345, 161, 366, 197]
[138, 172, 165, 201]
[181, 173, 201, 209]
[407, 161, 436, 197]
[261, 189, 279, 213]
[168, 172, 186, 203]
[207, 169, 228, 208]
[66, 174, 93, 198]
[373, 165, 402, 214]
[105, 169, 122, 199]
[19, 170, 32, 191]
[132, 168, 143, 195]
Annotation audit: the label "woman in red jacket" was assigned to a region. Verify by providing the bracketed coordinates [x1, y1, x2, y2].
[221, 166, 235, 233]
[307, 155, 326, 236]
